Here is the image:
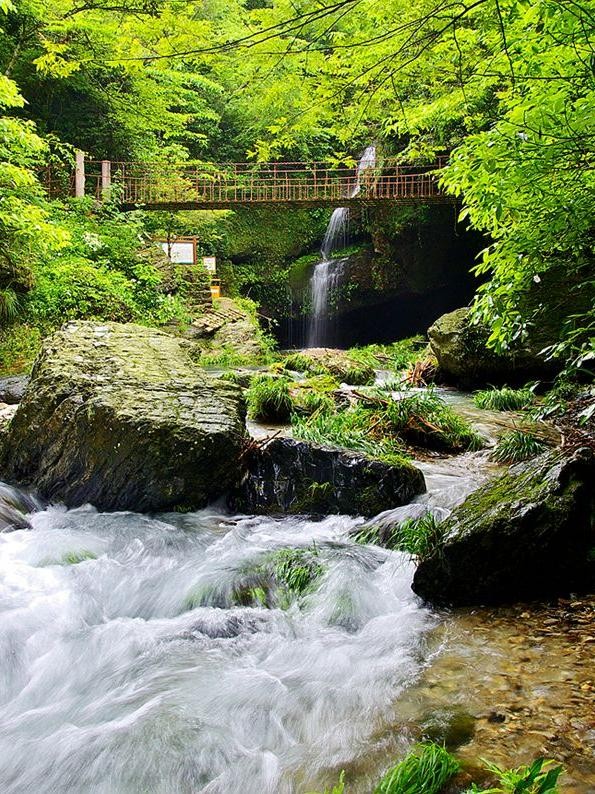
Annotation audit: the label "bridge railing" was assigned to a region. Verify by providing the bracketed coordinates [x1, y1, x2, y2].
[42, 155, 450, 206]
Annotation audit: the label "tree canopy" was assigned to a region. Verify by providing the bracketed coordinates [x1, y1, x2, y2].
[0, 0, 593, 370]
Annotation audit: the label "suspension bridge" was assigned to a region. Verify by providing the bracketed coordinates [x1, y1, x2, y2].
[43, 153, 452, 210]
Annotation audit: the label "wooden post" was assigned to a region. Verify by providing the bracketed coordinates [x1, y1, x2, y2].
[101, 160, 111, 200]
[75, 150, 85, 198]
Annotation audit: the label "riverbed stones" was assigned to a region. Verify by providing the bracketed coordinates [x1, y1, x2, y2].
[412, 448, 595, 605]
[1, 321, 246, 511]
[230, 437, 426, 516]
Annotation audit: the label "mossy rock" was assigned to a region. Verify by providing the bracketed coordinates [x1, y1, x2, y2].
[1, 321, 246, 511]
[413, 448, 595, 605]
[281, 348, 375, 385]
[428, 307, 556, 387]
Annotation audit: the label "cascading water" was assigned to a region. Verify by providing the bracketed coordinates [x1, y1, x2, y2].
[306, 146, 376, 348]
[0, 498, 433, 794]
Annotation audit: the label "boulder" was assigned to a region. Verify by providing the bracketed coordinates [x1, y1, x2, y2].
[412, 448, 595, 606]
[1, 322, 246, 512]
[230, 437, 425, 516]
[0, 375, 29, 404]
[428, 307, 553, 386]
[282, 348, 375, 385]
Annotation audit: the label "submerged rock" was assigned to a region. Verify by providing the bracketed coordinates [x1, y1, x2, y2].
[230, 437, 425, 516]
[1, 322, 246, 512]
[413, 448, 595, 605]
[428, 307, 553, 386]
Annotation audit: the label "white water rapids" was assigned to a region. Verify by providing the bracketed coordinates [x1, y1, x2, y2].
[0, 504, 433, 793]
[0, 394, 493, 793]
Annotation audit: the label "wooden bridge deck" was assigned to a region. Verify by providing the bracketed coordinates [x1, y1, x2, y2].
[44, 155, 452, 209]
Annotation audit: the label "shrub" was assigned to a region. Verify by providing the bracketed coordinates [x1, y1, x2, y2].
[0, 323, 41, 375]
[247, 376, 294, 422]
[353, 513, 444, 560]
[490, 430, 550, 464]
[375, 743, 460, 794]
[27, 257, 139, 326]
[474, 386, 535, 411]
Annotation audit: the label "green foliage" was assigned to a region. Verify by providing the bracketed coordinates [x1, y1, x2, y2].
[0, 324, 42, 375]
[384, 392, 484, 452]
[271, 546, 325, 600]
[474, 387, 535, 412]
[347, 337, 426, 372]
[464, 757, 563, 794]
[281, 352, 328, 375]
[375, 743, 460, 794]
[353, 513, 444, 561]
[247, 376, 294, 422]
[306, 772, 345, 794]
[185, 545, 325, 612]
[490, 430, 550, 465]
[292, 406, 409, 466]
[292, 389, 335, 417]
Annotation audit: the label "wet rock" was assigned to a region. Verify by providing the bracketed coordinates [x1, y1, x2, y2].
[230, 437, 425, 516]
[0, 375, 29, 404]
[420, 708, 476, 749]
[1, 321, 246, 512]
[0, 481, 42, 531]
[428, 307, 554, 387]
[413, 448, 595, 606]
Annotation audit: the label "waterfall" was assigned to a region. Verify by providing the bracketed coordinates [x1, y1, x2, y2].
[306, 145, 376, 348]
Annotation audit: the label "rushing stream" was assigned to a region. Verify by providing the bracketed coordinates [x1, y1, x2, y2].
[0, 388, 593, 793]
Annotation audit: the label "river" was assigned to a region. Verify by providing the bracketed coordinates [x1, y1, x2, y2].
[0, 391, 593, 793]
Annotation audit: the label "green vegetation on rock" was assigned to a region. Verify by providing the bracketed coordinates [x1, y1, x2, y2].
[347, 337, 426, 372]
[474, 387, 535, 412]
[490, 430, 550, 464]
[353, 513, 443, 560]
[247, 376, 293, 423]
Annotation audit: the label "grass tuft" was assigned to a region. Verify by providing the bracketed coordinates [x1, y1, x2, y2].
[353, 513, 444, 560]
[490, 430, 550, 464]
[474, 386, 535, 411]
[385, 391, 484, 452]
[246, 376, 293, 422]
[375, 743, 460, 794]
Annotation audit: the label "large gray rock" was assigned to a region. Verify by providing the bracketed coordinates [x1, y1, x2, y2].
[230, 437, 425, 516]
[1, 322, 246, 512]
[428, 307, 553, 386]
[412, 449, 595, 605]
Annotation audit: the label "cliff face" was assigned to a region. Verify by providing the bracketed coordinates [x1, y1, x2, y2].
[278, 204, 484, 347]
